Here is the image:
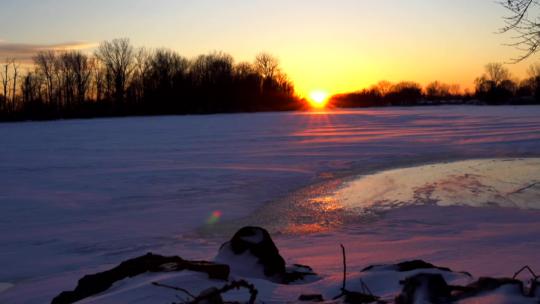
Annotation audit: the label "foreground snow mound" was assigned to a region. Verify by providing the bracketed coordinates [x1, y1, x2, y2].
[395, 275, 540, 304]
[356, 260, 471, 302]
[216, 226, 318, 284]
[73, 257, 540, 303]
[50, 226, 540, 303]
[51, 253, 229, 304]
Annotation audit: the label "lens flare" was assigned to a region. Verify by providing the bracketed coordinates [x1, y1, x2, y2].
[207, 210, 222, 225]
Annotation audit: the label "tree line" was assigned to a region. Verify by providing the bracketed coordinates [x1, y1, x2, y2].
[3, 39, 540, 122]
[331, 63, 540, 108]
[0, 38, 301, 121]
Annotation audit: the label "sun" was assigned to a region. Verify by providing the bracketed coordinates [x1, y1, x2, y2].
[308, 90, 329, 109]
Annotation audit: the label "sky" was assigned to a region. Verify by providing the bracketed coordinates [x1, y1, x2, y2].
[0, 0, 537, 96]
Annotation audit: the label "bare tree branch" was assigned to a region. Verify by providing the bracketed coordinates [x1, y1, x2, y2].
[500, 0, 540, 62]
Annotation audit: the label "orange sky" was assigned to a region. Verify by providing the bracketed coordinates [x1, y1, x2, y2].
[0, 0, 536, 97]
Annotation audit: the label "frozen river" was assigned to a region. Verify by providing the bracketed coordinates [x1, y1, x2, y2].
[1, 106, 540, 303]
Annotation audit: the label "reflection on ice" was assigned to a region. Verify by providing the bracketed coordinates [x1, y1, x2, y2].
[335, 158, 540, 211]
[234, 158, 540, 235]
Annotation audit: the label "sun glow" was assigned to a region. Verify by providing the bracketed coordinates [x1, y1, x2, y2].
[308, 90, 329, 109]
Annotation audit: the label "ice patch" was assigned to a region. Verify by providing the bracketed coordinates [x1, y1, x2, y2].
[335, 158, 540, 212]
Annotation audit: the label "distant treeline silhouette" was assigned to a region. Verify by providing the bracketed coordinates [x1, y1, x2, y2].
[2, 41, 540, 122]
[331, 63, 540, 108]
[0, 38, 301, 121]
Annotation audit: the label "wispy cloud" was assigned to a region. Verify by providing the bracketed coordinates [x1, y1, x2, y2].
[0, 41, 98, 62]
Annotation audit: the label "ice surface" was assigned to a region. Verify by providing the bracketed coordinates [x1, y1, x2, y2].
[336, 158, 540, 211]
[1, 106, 540, 303]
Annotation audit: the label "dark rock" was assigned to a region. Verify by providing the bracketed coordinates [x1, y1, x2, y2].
[298, 294, 324, 302]
[453, 277, 524, 300]
[395, 260, 451, 272]
[217, 226, 317, 284]
[530, 279, 540, 297]
[197, 287, 224, 304]
[395, 273, 451, 304]
[342, 291, 380, 304]
[226, 226, 286, 277]
[284, 264, 318, 283]
[362, 259, 471, 279]
[51, 253, 229, 304]
[363, 260, 451, 273]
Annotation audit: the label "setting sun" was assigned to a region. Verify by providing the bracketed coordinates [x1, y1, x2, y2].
[309, 90, 329, 109]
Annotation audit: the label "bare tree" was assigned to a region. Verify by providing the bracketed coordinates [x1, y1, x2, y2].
[484, 63, 512, 85]
[254, 53, 279, 80]
[131, 47, 151, 103]
[190, 52, 233, 86]
[21, 72, 41, 104]
[66, 51, 92, 103]
[522, 62, 540, 95]
[34, 51, 58, 105]
[234, 62, 256, 79]
[1, 59, 10, 108]
[10, 59, 19, 111]
[95, 38, 135, 103]
[528, 62, 540, 78]
[500, 0, 540, 61]
[372, 80, 393, 97]
[1, 38, 302, 120]
[425, 81, 451, 98]
[90, 58, 105, 101]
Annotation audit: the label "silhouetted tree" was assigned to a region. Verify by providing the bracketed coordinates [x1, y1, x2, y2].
[34, 51, 58, 106]
[475, 63, 516, 104]
[145, 48, 189, 113]
[425, 81, 451, 100]
[386, 81, 423, 105]
[11, 59, 19, 112]
[130, 47, 151, 105]
[515, 63, 540, 103]
[67, 51, 92, 104]
[21, 72, 41, 104]
[1, 38, 302, 121]
[374, 80, 393, 96]
[95, 38, 135, 105]
[1, 59, 10, 111]
[254, 53, 279, 80]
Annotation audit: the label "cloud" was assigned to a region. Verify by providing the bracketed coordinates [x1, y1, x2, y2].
[0, 41, 98, 63]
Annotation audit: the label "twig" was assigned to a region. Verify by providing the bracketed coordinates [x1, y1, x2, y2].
[509, 182, 540, 195]
[513, 265, 539, 280]
[333, 244, 349, 300]
[341, 243, 347, 291]
[360, 279, 374, 296]
[151, 282, 196, 299]
[333, 244, 380, 302]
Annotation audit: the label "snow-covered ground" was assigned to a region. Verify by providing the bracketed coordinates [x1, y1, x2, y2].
[1, 106, 540, 303]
